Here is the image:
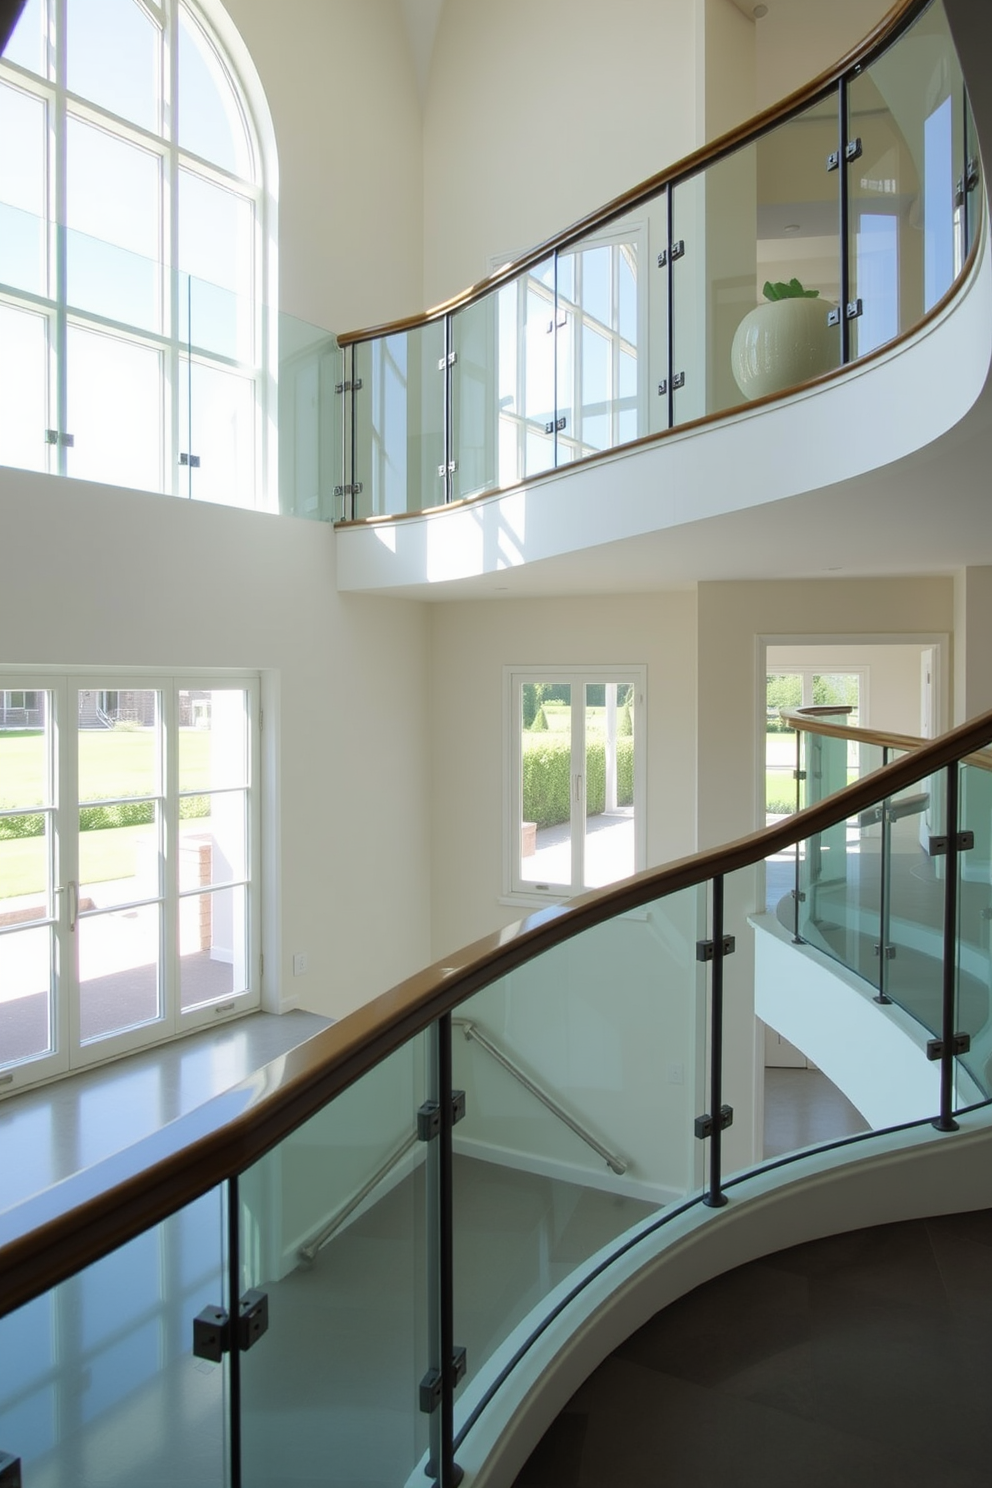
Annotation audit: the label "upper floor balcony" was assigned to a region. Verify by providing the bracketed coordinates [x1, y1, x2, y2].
[1, 0, 989, 599]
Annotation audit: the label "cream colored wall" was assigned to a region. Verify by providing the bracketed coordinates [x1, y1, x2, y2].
[427, 592, 698, 961]
[754, 0, 894, 112]
[0, 469, 433, 1024]
[421, 0, 701, 308]
[953, 566, 992, 722]
[698, 0, 756, 140]
[220, 0, 424, 331]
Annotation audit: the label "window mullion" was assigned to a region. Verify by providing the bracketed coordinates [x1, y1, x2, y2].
[53, 0, 67, 472]
[571, 682, 586, 894]
[162, 683, 179, 1032]
[166, 0, 181, 495]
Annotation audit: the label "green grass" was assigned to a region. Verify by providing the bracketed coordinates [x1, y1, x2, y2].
[766, 767, 858, 815]
[0, 822, 152, 900]
[0, 727, 212, 808]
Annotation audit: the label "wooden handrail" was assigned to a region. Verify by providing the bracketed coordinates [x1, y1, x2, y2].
[3, 700, 992, 1318]
[782, 708, 992, 772]
[337, 0, 923, 346]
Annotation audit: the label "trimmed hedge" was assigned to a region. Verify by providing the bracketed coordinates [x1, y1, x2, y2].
[0, 794, 210, 840]
[522, 734, 634, 828]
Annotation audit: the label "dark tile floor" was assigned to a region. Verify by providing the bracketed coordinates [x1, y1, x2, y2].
[512, 1207, 992, 1488]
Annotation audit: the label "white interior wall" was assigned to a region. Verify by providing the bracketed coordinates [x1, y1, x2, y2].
[953, 566, 992, 722]
[753, 0, 895, 113]
[220, 0, 425, 332]
[427, 592, 698, 960]
[0, 471, 432, 1024]
[420, 0, 701, 308]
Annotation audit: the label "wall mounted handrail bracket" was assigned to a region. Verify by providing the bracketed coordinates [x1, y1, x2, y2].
[453, 1018, 628, 1175]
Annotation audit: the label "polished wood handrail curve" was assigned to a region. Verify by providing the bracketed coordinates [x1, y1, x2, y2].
[3, 701, 992, 1318]
[783, 707, 992, 771]
[336, 0, 923, 346]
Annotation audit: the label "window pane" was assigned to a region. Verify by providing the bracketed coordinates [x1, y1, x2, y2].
[0, 83, 46, 294]
[67, 0, 160, 132]
[0, 689, 50, 805]
[180, 883, 247, 1009]
[0, 304, 49, 471]
[66, 223, 161, 333]
[0, 924, 53, 1065]
[66, 326, 162, 491]
[0, 814, 48, 921]
[178, 6, 252, 178]
[188, 269, 251, 363]
[583, 683, 635, 888]
[183, 357, 256, 507]
[179, 792, 246, 890]
[78, 804, 160, 910]
[78, 692, 160, 801]
[178, 689, 248, 790]
[179, 176, 253, 370]
[78, 902, 161, 1042]
[3, 0, 45, 75]
[66, 117, 161, 263]
[0, 82, 45, 215]
[521, 684, 571, 887]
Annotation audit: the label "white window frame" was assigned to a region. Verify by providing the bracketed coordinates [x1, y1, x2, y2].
[0, 666, 261, 1095]
[504, 665, 646, 905]
[0, 0, 270, 505]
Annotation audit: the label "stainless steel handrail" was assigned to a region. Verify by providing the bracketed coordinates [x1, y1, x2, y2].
[454, 1019, 628, 1176]
[297, 1130, 419, 1264]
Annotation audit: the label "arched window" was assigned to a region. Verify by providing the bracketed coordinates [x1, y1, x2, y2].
[0, 0, 271, 505]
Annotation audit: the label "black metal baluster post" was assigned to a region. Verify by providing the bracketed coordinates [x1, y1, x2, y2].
[666, 188, 676, 430]
[875, 746, 893, 1004]
[443, 314, 454, 505]
[701, 875, 730, 1209]
[793, 724, 803, 942]
[837, 74, 853, 367]
[933, 762, 961, 1132]
[349, 345, 358, 521]
[227, 1175, 243, 1488]
[437, 1012, 461, 1485]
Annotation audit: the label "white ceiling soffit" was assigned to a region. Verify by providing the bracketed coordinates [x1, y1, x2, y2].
[399, 0, 445, 104]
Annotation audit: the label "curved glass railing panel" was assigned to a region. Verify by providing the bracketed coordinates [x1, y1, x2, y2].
[0, 1183, 230, 1488]
[3, 707, 992, 1485]
[847, 0, 970, 358]
[336, 0, 984, 525]
[239, 1042, 428, 1488]
[451, 884, 704, 1403]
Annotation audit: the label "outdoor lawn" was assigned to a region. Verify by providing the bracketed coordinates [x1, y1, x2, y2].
[0, 728, 214, 898]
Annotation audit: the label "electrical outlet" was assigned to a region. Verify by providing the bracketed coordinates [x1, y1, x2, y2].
[667, 1062, 684, 1085]
[293, 952, 308, 976]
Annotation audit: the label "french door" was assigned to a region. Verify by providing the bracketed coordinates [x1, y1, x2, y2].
[0, 673, 260, 1092]
[510, 667, 646, 898]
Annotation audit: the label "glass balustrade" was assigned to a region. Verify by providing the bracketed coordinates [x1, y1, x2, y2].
[0, 2, 980, 522]
[239, 1042, 428, 1487]
[3, 715, 992, 1486]
[451, 885, 704, 1407]
[0, 1185, 229, 1488]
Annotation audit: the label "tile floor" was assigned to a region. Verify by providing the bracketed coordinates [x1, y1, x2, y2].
[512, 1207, 992, 1488]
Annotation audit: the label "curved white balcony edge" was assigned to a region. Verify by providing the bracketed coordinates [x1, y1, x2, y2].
[336, 225, 991, 597]
[452, 1109, 992, 1488]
